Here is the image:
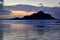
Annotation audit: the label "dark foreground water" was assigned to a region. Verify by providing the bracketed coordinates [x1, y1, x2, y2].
[0, 20, 60, 40]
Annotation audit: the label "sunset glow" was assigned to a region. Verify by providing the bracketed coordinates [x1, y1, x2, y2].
[0, 11, 35, 19]
[11, 11, 34, 16]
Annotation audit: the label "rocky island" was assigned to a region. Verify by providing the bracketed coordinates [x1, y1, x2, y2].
[8, 11, 55, 20]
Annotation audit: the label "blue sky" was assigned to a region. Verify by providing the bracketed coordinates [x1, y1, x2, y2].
[4, 0, 60, 7]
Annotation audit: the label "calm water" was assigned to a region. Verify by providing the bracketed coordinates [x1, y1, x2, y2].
[0, 20, 60, 40]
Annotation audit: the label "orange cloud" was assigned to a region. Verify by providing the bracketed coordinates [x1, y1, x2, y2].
[11, 10, 34, 16]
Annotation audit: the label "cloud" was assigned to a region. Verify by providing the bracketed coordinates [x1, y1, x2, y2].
[0, 10, 11, 15]
[0, 0, 3, 2]
[5, 4, 60, 19]
[0, 10, 11, 19]
[58, 2, 60, 4]
[38, 3, 44, 6]
[5, 4, 40, 12]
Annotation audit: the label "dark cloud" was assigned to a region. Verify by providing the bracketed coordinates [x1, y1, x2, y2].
[58, 2, 60, 4]
[0, 0, 3, 2]
[38, 3, 43, 6]
[0, 10, 11, 15]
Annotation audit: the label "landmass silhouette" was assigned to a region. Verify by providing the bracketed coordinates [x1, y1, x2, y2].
[9, 11, 55, 20]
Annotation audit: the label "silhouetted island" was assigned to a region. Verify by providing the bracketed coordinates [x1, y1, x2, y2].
[9, 11, 55, 20]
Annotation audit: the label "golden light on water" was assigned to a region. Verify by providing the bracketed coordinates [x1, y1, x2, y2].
[11, 24, 34, 29]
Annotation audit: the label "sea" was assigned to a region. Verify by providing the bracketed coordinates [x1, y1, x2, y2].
[0, 20, 60, 40]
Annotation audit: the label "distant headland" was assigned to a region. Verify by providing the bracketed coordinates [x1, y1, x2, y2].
[8, 11, 55, 20]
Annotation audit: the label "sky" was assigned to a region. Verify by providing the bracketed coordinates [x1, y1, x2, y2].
[4, 0, 60, 7]
[0, 0, 60, 19]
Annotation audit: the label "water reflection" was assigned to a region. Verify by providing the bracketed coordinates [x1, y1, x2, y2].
[3, 24, 39, 40]
[0, 23, 3, 40]
[11, 24, 34, 29]
[0, 20, 60, 40]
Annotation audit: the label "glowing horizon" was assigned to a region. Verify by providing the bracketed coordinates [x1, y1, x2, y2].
[0, 10, 35, 19]
[11, 10, 34, 16]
